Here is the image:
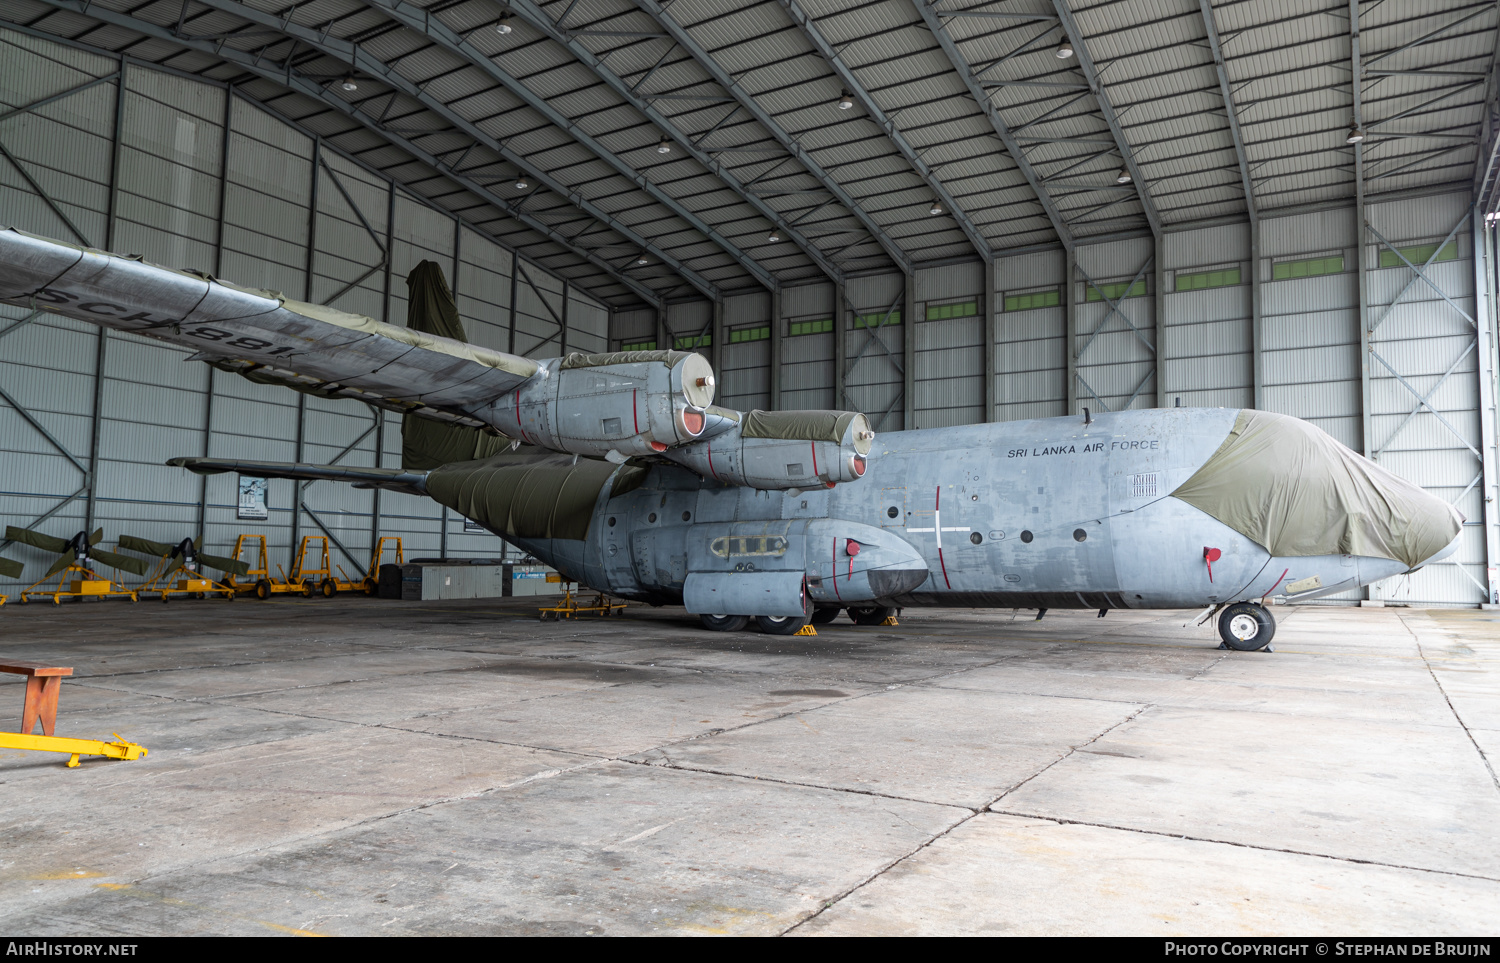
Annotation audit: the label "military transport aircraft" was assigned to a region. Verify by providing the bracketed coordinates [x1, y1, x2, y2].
[0, 227, 1463, 651]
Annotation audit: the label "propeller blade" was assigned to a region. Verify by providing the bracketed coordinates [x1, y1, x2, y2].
[0, 556, 23, 579]
[88, 549, 150, 577]
[5, 527, 69, 554]
[198, 552, 250, 577]
[118, 534, 176, 558]
[44, 555, 74, 579]
[89, 528, 104, 546]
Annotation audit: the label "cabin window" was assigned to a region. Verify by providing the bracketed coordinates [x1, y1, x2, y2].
[887, 506, 899, 518]
[969, 532, 982, 544]
[1074, 529, 1087, 542]
[1020, 530, 1033, 543]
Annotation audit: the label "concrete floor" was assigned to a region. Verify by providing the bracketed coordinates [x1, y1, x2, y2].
[0, 596, 1496, 936]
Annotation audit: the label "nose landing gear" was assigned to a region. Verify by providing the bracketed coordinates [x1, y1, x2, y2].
[1218, 601, 1276, 651]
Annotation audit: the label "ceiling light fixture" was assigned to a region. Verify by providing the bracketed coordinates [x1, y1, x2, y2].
[656, 138, 671, 154]
[1115, 168, 1132, 184]
[635, 254, 649, 266]
[768, 229, 781, 242]
[838, 91, 854, 110]
[515, 175, 529, 190]
[928, 201, 944, 215]
[1055, 41, 1074, 59]
[496, 15, 513, 34]
[340, 75, 358, 91]
[1346, 126, 1365, 144]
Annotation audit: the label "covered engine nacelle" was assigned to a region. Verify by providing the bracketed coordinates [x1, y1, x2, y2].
[484, 351, 719, 458]
[663, 409, 875, 491]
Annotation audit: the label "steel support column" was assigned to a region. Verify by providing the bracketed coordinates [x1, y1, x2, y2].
[711, 299, 724, 379]
[1154, 239, 1167, 408]
[1474, 216, 1500, 605]
[985, 258, 998, 421]
[771, 291, 783, 410]
[834, 281, 847, 410]
[86, 63, 127, 532]
[1065, 248, 1078, 416]
[904, 275, 916, 429]
[1353, 0, 1374, 458]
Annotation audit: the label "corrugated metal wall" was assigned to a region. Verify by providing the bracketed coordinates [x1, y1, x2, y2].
[0, 28, 605, 592]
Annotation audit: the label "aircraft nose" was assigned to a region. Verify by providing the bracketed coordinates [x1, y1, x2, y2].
[1171, 410, 1463, 572]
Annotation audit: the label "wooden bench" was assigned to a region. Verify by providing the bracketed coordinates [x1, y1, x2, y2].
[0, 662, 74, 737]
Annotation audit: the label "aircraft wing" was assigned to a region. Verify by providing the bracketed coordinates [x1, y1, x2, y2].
[0, 227, 538, 429]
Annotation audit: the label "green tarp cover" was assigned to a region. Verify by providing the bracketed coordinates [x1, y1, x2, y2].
[1171, 409, 1459, 568]
[405, 260, 467, 342]
[427, 450, 646, 542]
[741, 409, 857, 443]
[559, 350, 693, 369]
[0, 556, 23, 579]
[401, 413, 511, 471]
[398, 261, 514, 470]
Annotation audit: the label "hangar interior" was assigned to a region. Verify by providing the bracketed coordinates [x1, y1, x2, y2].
[1, 0, 1498, 606]
[1, 0, 1499, 938]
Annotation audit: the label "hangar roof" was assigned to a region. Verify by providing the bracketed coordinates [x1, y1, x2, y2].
[5, 0, 1495, 308]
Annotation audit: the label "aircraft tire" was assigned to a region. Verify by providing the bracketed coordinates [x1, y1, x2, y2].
[810, 606, 841, 624]
[1218, 602, 1276, 651]
[700, 614, 749, 632]
[847, 605, 895, 626]
[756, 614, 810, 636]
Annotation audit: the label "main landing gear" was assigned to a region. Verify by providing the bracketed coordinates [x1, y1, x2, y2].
[1217, 601, 1276, 652]
[698, 613, 810, 635]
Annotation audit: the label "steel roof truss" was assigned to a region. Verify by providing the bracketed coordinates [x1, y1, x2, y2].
[499, 0, 840, 285]
[1050, 0, 1161, 237]
[196, 0, 726, 300]
[1198, 0, 1256, 220]
[631, 0, 912, 274]
[914, 0, 1074, 249]
[773, 0, 991, 262]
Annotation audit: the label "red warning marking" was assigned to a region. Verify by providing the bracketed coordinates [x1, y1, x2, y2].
[831, 539, 842, 601]
[632, 389, 639, 435]
[810, 441, 818, 478]
[706, 444, 719, 481]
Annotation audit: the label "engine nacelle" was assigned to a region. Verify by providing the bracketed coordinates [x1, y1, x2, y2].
[484, 351, 718, 457]
[663, 409, 874, 491]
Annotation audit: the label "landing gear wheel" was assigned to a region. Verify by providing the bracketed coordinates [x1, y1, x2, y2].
[255, 579, 271, 600]
[756, 614, 811, 636]
[847, 605, 895, 626]
[320, 579, 336, 598]
[700, 614, 749, 632]
[810, 606, 841, 624]
[1218, 602, 1276, 651]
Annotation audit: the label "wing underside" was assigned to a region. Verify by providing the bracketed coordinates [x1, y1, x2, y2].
[0, 227, 537, 429]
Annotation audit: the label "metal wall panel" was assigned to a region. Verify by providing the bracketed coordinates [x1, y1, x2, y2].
[995, 251, 1066, 423]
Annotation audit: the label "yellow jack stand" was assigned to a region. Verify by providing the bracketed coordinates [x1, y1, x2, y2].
[794, 624, 818, 636]
[538, 584, 628, 621]
[0, 732, 147, 768]
[19, 565, 137, 604]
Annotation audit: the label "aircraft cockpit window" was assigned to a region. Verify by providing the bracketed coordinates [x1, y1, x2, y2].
[711, 535, 789, 558]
